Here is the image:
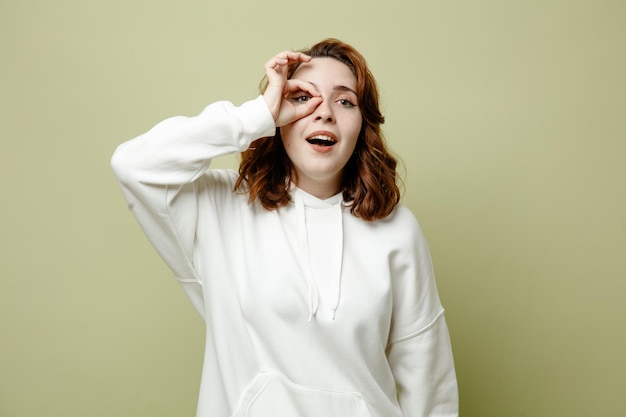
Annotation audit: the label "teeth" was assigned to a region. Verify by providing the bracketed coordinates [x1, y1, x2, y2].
[309, 135, 334, 142]
[306, 134, 336, 147]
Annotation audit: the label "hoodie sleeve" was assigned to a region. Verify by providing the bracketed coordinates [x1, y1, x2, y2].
[110, 96, 276, 318]
[386, 209, 459, 417]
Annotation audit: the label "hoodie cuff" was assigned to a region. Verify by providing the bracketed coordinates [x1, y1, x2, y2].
[235, 96, 277, 148]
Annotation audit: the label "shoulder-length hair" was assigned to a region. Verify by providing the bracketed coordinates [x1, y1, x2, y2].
[235, 38, 401, 221]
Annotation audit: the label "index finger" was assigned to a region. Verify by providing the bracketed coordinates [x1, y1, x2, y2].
[265, 51, 312, 70]
[284, 79, 321, 98]
[282, 51, 312, 63]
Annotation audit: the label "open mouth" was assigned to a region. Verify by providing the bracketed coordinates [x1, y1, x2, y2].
[306, 134, 337, 147]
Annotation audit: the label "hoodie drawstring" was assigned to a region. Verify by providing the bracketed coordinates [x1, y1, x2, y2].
[293, 189, 345, 321]
[330, 212, 344, 320]
[294, 193, 319, 321]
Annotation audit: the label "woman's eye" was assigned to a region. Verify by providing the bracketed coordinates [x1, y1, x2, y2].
[291, 95, 311, 103]
[338, 98, 356, 108]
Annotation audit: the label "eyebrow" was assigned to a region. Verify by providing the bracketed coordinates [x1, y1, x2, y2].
[307, 81, 357, 96]
[334, 85, 358, 96]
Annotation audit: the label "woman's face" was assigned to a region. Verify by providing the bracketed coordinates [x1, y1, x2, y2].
[280, 57, 362, 199]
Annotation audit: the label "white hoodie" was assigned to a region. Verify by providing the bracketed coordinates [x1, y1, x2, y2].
[111, 96, 458, 417]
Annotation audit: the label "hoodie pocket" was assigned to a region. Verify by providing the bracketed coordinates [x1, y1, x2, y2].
[231, 371, 373, 417]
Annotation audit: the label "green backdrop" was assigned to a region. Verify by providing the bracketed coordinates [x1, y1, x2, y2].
[1, 0, 624, 416]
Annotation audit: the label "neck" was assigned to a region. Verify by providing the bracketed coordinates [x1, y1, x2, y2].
[295, 177, 341, 200]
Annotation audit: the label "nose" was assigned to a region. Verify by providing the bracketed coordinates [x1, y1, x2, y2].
[313, 99, 334, 123]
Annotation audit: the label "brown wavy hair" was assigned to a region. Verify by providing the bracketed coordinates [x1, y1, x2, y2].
[235, 38, 401, 221]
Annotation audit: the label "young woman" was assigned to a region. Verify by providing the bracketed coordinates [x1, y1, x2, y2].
[111, 38, 458, 417]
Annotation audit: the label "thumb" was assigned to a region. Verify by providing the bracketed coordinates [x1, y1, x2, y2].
[275, 96, 322, 127]
[291, 96, 322, 121]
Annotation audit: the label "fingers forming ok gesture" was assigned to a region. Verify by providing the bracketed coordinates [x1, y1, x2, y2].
[262, 51, 322, 127]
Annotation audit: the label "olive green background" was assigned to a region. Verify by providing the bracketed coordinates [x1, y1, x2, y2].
[1, 0, 624, 416]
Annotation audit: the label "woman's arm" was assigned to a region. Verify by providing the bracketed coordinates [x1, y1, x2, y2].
[386, 208, 459, 417]
[110, 97, 276, 317]
[111, 97, 275, 187]
[387, 313, 458, 417]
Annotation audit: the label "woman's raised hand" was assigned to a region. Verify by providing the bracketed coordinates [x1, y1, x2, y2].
[262, 51, 322, 127]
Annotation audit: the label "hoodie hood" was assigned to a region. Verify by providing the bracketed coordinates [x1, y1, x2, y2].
[291, 186, 345, 321]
